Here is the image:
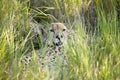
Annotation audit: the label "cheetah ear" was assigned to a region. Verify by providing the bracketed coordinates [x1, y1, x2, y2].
[51, 23, 55, 27]
[50, 23, 54, 32]
[40, 27, 48, 41]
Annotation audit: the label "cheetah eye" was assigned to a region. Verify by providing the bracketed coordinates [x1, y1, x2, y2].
[62, 29, 66, 31]
[50, 29, 54, 32]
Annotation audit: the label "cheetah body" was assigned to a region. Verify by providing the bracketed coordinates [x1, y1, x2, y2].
[21, 23, 69, 79]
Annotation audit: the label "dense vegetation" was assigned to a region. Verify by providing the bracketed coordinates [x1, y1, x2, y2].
[0, 0, 120, 80]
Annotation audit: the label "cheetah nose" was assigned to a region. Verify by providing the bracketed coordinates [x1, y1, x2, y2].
[56, 35, 60, 41]
[56, 35, 59, 38]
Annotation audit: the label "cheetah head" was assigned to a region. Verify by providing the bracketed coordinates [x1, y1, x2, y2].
[49, 23, 68, 46]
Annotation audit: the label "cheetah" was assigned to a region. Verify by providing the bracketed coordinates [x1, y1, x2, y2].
[20, 22, 69, 79]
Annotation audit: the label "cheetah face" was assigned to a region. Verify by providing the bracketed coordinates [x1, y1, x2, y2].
[49, 23, 68, 46]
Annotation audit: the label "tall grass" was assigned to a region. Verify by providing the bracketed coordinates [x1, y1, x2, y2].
[0, 0, 30, 79]
[0, 0, 120, 80]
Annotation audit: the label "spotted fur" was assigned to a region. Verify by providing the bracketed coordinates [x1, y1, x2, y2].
[20, 23, 69, 79]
